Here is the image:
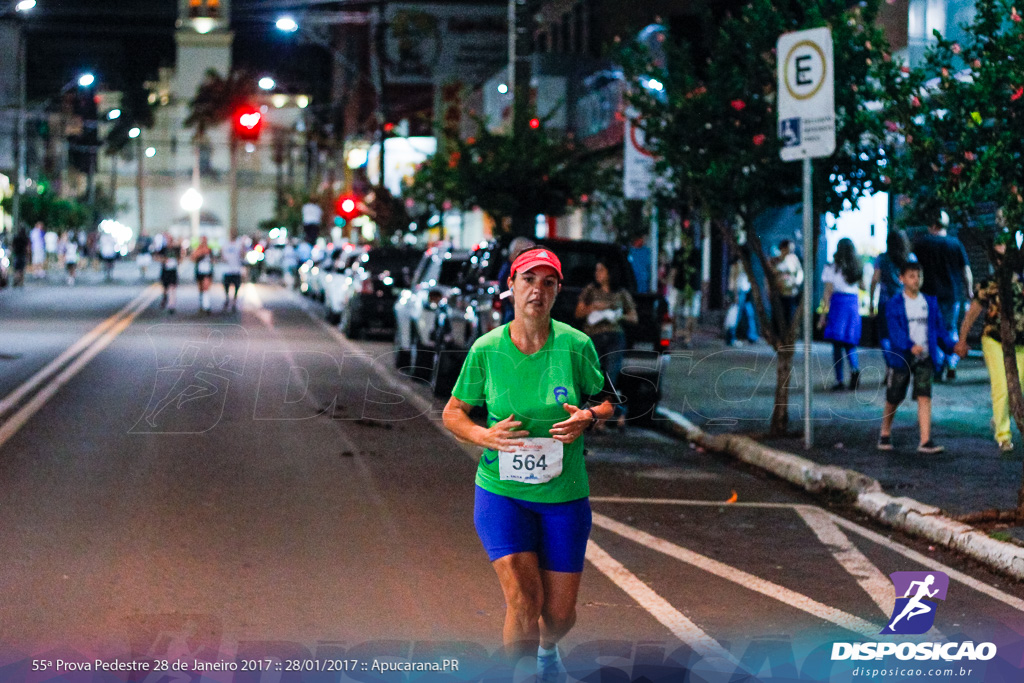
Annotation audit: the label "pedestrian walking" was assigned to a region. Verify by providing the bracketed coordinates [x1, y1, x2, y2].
[954, 229, 1024, 453]
[442, 247, 610, 683]
[29, 222, 45, 278]
[158, 238, 181, 314]
[725, 256, 759, 346]
[12, 227, 29, 287]
[913, 211, 973, 381]
[877, 261, 956, 454]
[819, 238, 865, 390]
[668, 237, 702, 347]
[192, 236, 214, 314]
[772, 239, 804, 331]
[63, 234, 79, 286]
[496, 237, 536, 324]
[575, 259, 638, 430]
[870, 229, 916, 343]
[99, 231, 117, 281]
[136, 232, 154, 281]
[220, 235, 245, 312]
[301, 199, 322, 246]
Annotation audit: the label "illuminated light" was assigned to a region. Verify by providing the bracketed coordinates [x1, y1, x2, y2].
[347, 147, 368, 168]
[239, 112, 261, 129]
[497, 83, 508, 94]
[245, 142, 255, 153]
[15, 0, 36, 12]
[180, 188, 203, 213]
[382, 276, 393, 286]
[341, 199, 355, 213]
[645, 78, 664, 91]
[259, 77, 276, 90]
[529, 118, 540, 129]
[276, 15, 298, 32]
[193, 17, 216, 34]
[128, 127, 141, 138]
[107, 109, 121, 120]
[271, 94, 288, 108]
[296, 95, 309, 108]
[383, 122, 395, 134]
[145, 147, 156, 157]
[78, 73, 95, 88]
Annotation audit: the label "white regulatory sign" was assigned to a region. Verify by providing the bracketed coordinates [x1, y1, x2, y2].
[776, 27, 835, 161]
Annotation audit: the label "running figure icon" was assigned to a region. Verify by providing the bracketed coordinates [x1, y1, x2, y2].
[881, 571, 949, 635]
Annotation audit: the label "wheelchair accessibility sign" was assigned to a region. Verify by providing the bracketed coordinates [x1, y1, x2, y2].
[777, 27, 835, 160]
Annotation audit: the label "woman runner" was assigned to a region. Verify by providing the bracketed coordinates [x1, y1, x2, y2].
[443, 247, 613, 682]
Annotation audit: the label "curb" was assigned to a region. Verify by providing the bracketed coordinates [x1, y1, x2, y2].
[655, 406, 1024, 581]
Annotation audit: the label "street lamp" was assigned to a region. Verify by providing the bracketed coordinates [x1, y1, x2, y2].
[181, 187, 203, 241]
[107, 108, 121, 120]
[10, 0, 35, 238]
[258, 76, 276, 91]
[275, 15, 298, 33]
[77, 72, 95, 88]
[128, 127, 141, 139]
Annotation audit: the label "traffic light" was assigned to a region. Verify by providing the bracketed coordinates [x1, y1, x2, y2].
[335, 193, 362, 221]
[233, 106, 263, 141]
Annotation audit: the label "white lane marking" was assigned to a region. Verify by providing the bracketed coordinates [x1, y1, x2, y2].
[292, 291, 480, 459]
[828, 510, 1024, 613]
[593, 497, 1024, 613]
[585, 540, 737, 666]
[795, 506, 896, 618]
[591, 511, 883, 637]
[0, 285, 159, 420]
[0, 287, 160, 451]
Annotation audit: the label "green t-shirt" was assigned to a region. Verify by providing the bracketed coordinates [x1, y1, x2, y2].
[452, 320, 605, 503]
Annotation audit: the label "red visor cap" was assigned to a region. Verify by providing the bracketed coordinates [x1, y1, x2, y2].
[510, 248, 563, 280]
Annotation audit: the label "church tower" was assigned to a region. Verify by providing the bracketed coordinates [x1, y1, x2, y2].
[172, 0, 234, 104]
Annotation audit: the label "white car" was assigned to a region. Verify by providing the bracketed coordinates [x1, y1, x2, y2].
[393, 245, 469, 372]
[323, 246, 368, 324]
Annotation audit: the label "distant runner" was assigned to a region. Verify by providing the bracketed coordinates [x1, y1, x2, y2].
[220, 235, 244, 313]
[158, 238, 181, 314]
[193, 236, 214, 315]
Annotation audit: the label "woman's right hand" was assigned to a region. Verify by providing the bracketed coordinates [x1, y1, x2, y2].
[478, 415, 531, 452]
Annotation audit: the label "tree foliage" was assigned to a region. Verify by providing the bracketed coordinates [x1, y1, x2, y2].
[405, 119, 594, 238]
[618, 0, 904, 434]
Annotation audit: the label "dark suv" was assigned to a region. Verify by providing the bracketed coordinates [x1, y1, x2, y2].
[427, 238, 671, 421]
[339, 246, 423, 339]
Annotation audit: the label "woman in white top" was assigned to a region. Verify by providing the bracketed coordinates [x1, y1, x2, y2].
[818, 238, 864, 390]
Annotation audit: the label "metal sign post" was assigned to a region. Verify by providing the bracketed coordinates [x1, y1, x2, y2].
[776, 27, 835, 449]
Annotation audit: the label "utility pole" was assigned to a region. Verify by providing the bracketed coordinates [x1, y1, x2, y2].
[135, 135, 144, 235]
[509, 0, 535, 237]
[12, 24, 26, 235]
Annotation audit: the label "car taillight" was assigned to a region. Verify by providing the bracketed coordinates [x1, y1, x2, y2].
[660, 311, 673, 350]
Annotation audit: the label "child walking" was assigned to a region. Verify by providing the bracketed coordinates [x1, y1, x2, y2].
[878, 262, 956, 454]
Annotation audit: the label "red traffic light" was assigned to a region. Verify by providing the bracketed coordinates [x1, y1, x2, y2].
[335, 194, 362, 220]
[234, 106, 263, 141]
[529, 118, 541, 129]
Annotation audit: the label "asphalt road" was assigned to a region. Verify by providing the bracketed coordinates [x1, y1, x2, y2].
[1, 268, 1023, 682]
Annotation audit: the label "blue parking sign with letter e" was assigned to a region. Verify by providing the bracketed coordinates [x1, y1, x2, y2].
[779, 118, 801, 147]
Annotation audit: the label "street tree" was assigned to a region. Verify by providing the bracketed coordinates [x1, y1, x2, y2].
[185, 68, 259, 240]
[621, 0, 904, 436]
[888, 0, 1024, 520]
[406, 119, 593, 239]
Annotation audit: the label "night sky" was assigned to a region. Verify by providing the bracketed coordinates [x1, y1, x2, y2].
[23, 0, 331, 104]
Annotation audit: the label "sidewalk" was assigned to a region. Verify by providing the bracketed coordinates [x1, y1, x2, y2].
[658, 331, 1023, 519]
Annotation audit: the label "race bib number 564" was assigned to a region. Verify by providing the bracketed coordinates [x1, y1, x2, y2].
[498, 438, 563, 484]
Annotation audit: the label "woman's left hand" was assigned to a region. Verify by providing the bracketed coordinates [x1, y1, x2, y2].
[549, 404, 594, 444]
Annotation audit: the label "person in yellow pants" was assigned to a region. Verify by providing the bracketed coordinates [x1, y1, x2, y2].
[955, 231, 1024, 453]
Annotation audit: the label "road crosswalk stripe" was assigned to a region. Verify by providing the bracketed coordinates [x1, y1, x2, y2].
[827, 510, 1024, 613]
[795, 506, 897, 618]
[592, 512, 883, 637]
[585, 539, 737, 666]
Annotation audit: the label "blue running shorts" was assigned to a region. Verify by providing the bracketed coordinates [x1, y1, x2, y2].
[473, 485, 592, 573]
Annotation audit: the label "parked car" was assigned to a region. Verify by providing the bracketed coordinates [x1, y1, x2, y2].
[338, 246, 423, 339]
[393, 244, 470, 373]
[262, 242, 287, 275]
[323, 246, 369, 324]
[427, 238, 672, 420]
